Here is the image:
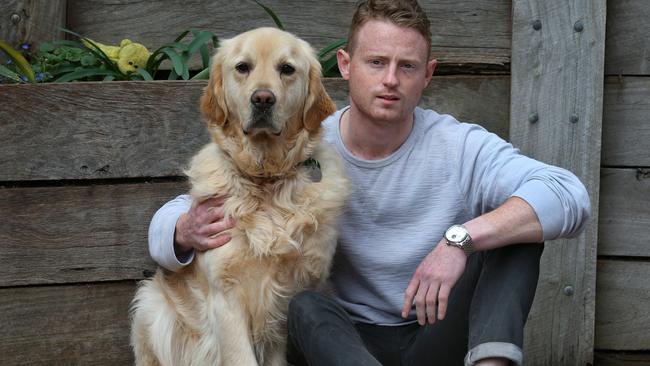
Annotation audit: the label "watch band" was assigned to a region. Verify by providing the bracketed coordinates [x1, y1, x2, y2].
[444, 224, 475, 256]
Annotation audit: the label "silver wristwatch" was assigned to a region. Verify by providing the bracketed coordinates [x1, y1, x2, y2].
[444, 224, 475, 256]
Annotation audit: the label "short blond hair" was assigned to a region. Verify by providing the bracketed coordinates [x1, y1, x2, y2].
[347, 0, 431, 57]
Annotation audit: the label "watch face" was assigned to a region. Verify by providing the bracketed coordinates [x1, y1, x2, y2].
[446, 225, 468, 243]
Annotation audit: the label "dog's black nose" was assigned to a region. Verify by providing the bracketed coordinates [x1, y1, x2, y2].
[251, 89, 276, 108]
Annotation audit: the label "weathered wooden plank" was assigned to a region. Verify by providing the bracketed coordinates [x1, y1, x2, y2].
[594, 352, 650, 366]
[66, 0, 511, 71]
[0, 182, 186, 286]
[0, 76, 510, 181]
[510, 1, 606, 365]
[604, 0, 650, 75]
[0, 81, 210, 181]
[0, 281, 136, 365]
[0, 0, 66, 52]
[595, 260, 650, 350]
[598, 168, 650, 257]
[602, 76, 650, 167]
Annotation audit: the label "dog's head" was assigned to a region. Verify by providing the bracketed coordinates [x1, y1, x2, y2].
[200, 27, 336, 178]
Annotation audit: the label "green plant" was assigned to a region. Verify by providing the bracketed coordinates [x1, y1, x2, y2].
[0, 41, 36, 83]
[61, 28, 218, 82]
[0, 2, 344, 83]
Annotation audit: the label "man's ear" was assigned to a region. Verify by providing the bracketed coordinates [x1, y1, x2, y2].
[424, 58, 437, 87]
[337, 49, 351, 80]
[303, 60, 337, 132]
[200, 53, 228, 127]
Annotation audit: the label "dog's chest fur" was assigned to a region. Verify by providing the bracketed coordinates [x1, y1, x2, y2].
[184, 141, 348, 345]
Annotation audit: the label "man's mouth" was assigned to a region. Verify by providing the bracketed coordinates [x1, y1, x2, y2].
[378, 95, 399, 101]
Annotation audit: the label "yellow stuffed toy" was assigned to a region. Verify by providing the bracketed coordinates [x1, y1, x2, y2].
[83, 38, 151, 74]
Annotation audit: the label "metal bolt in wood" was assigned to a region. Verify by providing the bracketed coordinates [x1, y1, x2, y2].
[10, 13, 21, 24]
[574, 20, 584, 32]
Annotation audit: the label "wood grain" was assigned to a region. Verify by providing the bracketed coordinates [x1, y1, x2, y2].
[602, 76, 650, 167]
[510, 1, 606, 364]
[0, 81, 210, 181]
[605, 0, 650, 75]
[0, 182, 187, 286]
[0, 76, 510, 181]
[595, 260, 650, 350]
[0, 281, 136, 365]
[65, 0, 511, 71]
[594, 351, 650, 366]
[0, 0, 66, 52]
[598, 168, 650, 257]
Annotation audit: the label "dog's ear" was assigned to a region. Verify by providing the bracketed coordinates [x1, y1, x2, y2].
[303, 60, 336, 132]
[200, 53, 228, 127]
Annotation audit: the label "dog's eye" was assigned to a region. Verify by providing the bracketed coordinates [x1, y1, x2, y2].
[235, 62, 250, 74]
[279, 64, 295, 76]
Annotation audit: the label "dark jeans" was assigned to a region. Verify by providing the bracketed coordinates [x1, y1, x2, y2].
[287, 243, 544, 366]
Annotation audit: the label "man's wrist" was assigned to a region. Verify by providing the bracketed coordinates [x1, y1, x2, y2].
[173, 213, 193, 256]
[444, 224, 475, 256]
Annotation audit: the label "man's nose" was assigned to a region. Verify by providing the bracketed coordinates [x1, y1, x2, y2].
[382, 64, 399, 88]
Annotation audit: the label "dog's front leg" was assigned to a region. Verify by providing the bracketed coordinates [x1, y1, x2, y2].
[213, 292, 259, 366]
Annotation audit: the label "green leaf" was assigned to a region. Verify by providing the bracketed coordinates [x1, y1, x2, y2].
[60, 28, 123, 75]
[48, 64, 77, 76]
[161, 48, 185, 76]
[173, 30, 191, 43]
[190, 29, 218, 69]
[254, 0, 285, 30]
[190, 67, 210, 80]
[199, 44, 210, 69]
[0, 64, 25, 83]
[320, 53, 340, 77]
[80, 54, 97, 66]
[318, 38, 347, 58]
[187, 31, 216, 56]
[39, 42, 55, 53]
[53, 68, 118, 83]
[136, 67, 154, 81]
[0, 41, 35, 82]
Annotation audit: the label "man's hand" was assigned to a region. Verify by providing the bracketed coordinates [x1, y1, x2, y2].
[402, 240, 468, 325]
[174, 196, 235, 254]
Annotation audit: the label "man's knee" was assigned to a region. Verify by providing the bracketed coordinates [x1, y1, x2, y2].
[289, 291, 332, 327]
[290, 290, 324, 316]
[289, 290, 351, 329]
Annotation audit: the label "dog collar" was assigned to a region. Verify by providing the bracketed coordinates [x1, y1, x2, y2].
[302, 158, 322, 182]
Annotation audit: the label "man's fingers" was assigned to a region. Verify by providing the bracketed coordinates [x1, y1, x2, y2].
[201, 195, 228, 207]
[402, 278, 419, 318]
[204, 219, 235, 237]
[205, 234, 232, 249]
[414, 285, 428, 325]
[426, 282, 440, 324]
[437, 285, 451, 320]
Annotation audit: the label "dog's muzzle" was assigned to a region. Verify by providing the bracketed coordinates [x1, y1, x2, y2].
[245, 89, 280, 135]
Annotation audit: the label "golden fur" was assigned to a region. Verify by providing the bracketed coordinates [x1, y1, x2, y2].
[130, 27, 349, 366]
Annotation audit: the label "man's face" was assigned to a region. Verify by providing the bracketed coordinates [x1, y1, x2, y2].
[338, 20, 436, 125]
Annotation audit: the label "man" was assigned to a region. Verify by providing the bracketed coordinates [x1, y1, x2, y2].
[148, 1, 591, 365]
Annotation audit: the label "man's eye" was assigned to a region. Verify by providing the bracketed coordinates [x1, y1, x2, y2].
[235, 62, 250, 73]
[370, 60, 382, 65]
[279, 64, 295, 75]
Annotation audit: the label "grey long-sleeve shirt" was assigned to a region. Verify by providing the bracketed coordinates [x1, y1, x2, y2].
[148, 107, 590, 325]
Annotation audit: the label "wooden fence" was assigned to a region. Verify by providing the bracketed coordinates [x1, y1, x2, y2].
[0, 1, 648, 365]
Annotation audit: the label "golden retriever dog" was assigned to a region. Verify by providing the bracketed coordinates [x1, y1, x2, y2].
[130, 27, 349, 366]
